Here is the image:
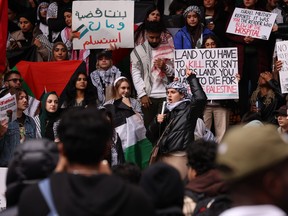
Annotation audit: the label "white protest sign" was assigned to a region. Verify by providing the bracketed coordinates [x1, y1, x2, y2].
[0, 168, 7, 212]
[0, 94, 17, 123]
[72, 1, 134, 49]
[276, 40, 288, 93]
[174, 48, 239, 100]
[226, 7, 277, 40]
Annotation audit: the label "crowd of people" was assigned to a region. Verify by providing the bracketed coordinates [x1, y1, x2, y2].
[2, 0, 288, 215]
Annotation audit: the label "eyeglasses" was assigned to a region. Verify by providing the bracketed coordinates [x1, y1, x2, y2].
[7, 78, 23, 83]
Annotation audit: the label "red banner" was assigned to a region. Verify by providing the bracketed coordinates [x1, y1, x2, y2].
[0, 0, 8, 73]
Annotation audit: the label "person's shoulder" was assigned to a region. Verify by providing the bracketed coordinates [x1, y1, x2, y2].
[10, 30, 22, 38]
[25, 115, 36, 126]
[18, 181, 48, 216]
[203, 27, 214, 35]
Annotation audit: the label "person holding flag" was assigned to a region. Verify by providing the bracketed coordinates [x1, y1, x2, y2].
[104, 76, 152, 169]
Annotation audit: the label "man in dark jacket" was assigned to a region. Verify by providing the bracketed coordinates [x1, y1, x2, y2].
[18, 107, 155, 216]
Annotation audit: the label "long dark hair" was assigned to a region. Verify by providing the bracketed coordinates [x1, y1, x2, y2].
[186, 12, 203, 48]
[60, 71, 98, 108]
[202, 34, 222, 48]
[134, 5, 166, 43]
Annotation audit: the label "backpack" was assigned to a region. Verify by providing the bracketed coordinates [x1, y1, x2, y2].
[38, 178, 59, 216]
[185, 190, 231, 216]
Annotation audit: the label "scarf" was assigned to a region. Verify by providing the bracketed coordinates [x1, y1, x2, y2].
[39, 92, 60, 138]
[166, 99, 190, 111]
[91, 66, 121, 104]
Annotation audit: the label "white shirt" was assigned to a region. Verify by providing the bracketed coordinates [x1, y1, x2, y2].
[220, 205, 287, 216]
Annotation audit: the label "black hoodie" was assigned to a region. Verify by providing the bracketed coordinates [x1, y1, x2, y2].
[18, 172, 155, 216]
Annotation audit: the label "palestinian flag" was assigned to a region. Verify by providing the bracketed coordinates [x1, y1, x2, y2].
[115, 113, 153, 169]
[15, 60, 85, 100]
[0, 0, 8, 73]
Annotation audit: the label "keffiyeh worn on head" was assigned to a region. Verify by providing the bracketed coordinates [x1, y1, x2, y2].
[166, 81, 188, 98]
[183, 5, 201, 18]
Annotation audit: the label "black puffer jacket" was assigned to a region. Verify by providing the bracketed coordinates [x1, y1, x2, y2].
[148, 74, 207, 154]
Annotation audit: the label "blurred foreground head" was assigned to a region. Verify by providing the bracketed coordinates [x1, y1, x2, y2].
[57, 107, 113, 166]
[6, 139, 58, 206]
[217, 124, 288, 212]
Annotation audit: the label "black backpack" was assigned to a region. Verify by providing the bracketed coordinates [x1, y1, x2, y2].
[185, 190, 232, 216]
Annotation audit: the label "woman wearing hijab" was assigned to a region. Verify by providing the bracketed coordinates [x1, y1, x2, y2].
[7, 9, 52, 61]
[39, 92, 61, 141]
[148, 69, 207, 179]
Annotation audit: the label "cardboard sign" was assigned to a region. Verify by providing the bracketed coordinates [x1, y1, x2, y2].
[174, 48, 239, 100]
[226, 7, 277, 40]
[276, 40, 288, 93]
[72, 1, 134, 49]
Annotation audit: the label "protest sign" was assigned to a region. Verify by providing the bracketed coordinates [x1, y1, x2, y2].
[72, 1, 134, 49]
[226, 7, 276, 40]
[0, 168, 7, 211]
[276, 40, 288, 93]
[0, 94, 17, 123]
[174, 48, 239, 100]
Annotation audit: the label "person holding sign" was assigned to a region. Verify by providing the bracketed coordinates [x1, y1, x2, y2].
[226, 0, 271, 116]
[202, 35, 234, 143]
[174, 5, 214, 49]
[0, 88, 36, 167]
[147, 68, 207, 179]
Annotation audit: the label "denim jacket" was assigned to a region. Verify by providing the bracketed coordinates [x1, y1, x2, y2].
[0, 114, 36, 166]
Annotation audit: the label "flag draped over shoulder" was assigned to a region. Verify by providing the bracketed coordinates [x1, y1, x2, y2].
[15, 60, 84, 99]
[115, 113, 153, 169]
[0, 0, 8, 73]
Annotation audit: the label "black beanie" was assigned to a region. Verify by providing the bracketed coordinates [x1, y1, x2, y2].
[139, 162, 184, 209]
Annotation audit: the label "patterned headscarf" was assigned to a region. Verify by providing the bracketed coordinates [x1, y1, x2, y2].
[166, 81, 188, 98]
[183, 5, 201, 18]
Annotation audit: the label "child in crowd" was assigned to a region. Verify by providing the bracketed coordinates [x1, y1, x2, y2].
[90, 50, 122, 105]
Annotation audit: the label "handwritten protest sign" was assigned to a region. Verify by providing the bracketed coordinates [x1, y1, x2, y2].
[72, 1, 134, 49]
[0, 94, 17, 123]
[276, 41, 288, 93]
[174, 48, 239, 100]
[226, 7, 276, 40]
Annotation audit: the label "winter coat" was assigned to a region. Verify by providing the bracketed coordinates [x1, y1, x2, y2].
[148, 74, 207, 154]
[174, 25, 214, 49]
[8, 26, 52, 61]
